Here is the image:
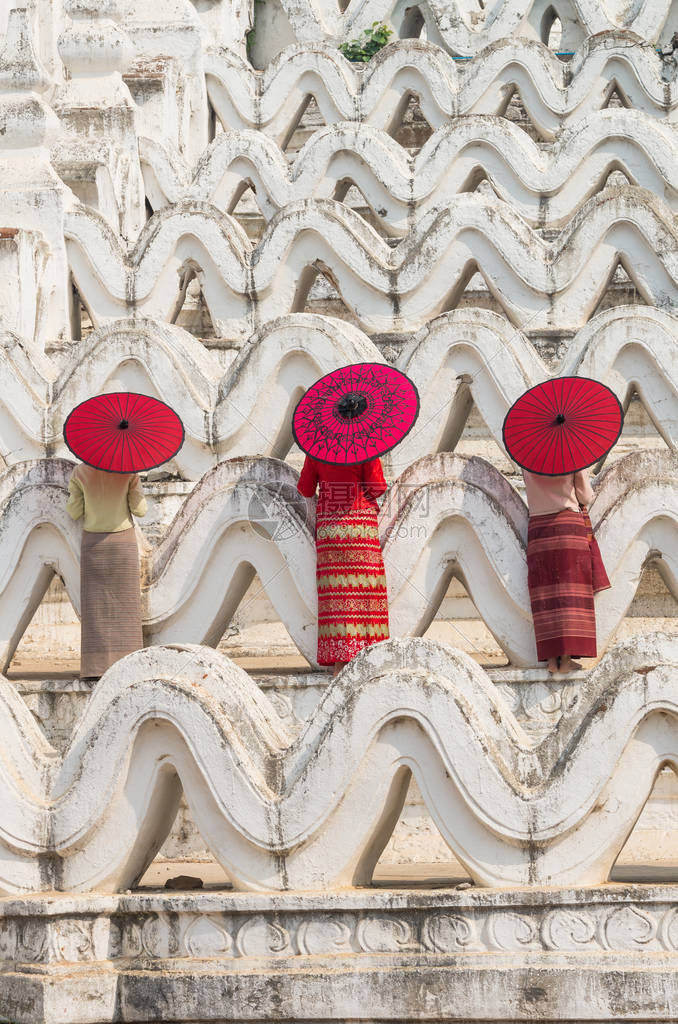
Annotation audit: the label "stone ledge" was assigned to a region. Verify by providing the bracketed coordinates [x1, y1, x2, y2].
[1, 886, 678, 1022]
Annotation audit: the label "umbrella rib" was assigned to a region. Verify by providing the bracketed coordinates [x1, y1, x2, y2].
[130, 432, 154, 470]
[568, 421, 619, 444]
[561, 423, 578, 473]
[134, 426, 169, 462]
[508, 420, 555, 449]
[569, 423, 614, 456]
[567, 396, 615, 421]
[538, 383, 560, 417]
[511, 424, 557, 465]
[77, 428, 118, 464]
[68, 408, 117, 430]
[564, 386, 618, 419]
[120, 428, 131, 472]
[91, 431, 122, 470]
[505, 420, 555, 444]
[560, 381, 601, 416]
[514, 397, 557, 423]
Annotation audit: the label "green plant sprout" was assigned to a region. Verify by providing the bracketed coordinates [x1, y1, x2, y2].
[339, 22, 393, 62]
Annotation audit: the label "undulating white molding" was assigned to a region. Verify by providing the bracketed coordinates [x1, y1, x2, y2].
[0, 314, 383, 475]
[1, 307, 676, 476]
[0, 634, 677, 893]
[205, 36, 678, 144]
[140, 111, 678, 233]
[61, 189, 678, 338]
[0, 0, 677, 973]
[267, 0, 678, 55]
[394, 305, 678, 468]
[0, 451, 676, 670]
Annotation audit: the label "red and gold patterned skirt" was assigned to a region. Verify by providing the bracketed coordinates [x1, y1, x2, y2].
[315, 506, 389, 666]
[527, 508, 610, 661]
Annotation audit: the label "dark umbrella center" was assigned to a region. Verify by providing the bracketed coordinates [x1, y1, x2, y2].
[337, 392, 368, 420]
[118, 419, 130, 430]
[555, 413, 566, 424]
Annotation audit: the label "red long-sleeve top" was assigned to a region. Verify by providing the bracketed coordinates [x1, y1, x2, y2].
[297, 456, 388, 513]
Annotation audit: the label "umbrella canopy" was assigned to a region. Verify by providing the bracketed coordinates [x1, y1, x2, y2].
[502, 376, 623, 476]
[64, 392, 185, 473]
[292, 363, 419, 465]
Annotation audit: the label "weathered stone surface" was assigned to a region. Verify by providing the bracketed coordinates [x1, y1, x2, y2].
[2, 450, 677, 669]
[0, 313, 381, 476]
[0, 636, 678, 894]
[12, 666, 678, 876]
[247, 0, 678, 56]
[205, 35, 678, 141]
[59, 187, 678, 337]
[3, 306, 678, 476]
[142, 110, 678, 232]
[2, 885, 678, 1022]
[1, 2, 677, 1019]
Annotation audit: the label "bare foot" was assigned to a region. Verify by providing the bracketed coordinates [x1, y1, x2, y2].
[546, 657, 559, 674]
[558, 656, 583, 675]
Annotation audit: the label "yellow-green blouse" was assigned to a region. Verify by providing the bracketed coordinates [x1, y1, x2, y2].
[66, 464, 148, 533]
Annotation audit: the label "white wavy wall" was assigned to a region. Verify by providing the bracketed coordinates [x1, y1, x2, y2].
[1, 0, 678, 890]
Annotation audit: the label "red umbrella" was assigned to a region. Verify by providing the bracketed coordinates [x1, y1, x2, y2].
[502, 376, 623, 476]
[292, 363, 419, 465]
[64, 392, 184, 473]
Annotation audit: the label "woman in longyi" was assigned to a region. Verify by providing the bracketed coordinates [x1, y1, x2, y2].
[293, 363, 419, 675]
[66, 465, 148, 681]
[503, 376, 623, 675]
[522, 467, 610, 674]
[64, 390, 184, 683]
[297, 454, 390, 671]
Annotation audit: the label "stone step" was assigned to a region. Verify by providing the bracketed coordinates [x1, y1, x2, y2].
[3, 884, 678, 1023]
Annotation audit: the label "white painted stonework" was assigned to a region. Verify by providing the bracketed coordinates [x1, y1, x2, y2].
[2, 634, 678, 896]
[1, 0, 678, 1019]
[2, 448, 678, 671]
[58, 187, 678, 336]
[2, 305, 678, 476]
[141, 110, 678, 231]
[2, 886, 678, 1023]
[247, 0, 678, 56]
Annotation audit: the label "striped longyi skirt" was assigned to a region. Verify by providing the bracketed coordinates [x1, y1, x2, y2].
[80, 527, 143, 678]
[527, 509, 610, 662]
[315, 506, 389, 666]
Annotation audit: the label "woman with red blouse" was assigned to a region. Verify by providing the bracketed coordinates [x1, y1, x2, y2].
[297, 456, 389, 675]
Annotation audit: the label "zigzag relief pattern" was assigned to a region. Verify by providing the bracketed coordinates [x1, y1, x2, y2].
[2, 306, 678, 477]
[63, 188, 678, 337]
[0, 451, 677, 671]
[0, 634, 677, 893]
[141, 110, 678, 233]
[392, 305, 678, 469]
[270, 0, 678, 54]
[383, 449, 678, 662]
[205, 36, 678, 144]
[0, 314, 381, 477]
[380, 453, 535, 659]
[0, 457, 319, 671]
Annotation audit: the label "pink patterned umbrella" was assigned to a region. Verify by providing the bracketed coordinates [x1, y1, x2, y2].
[292, 363, 419, 465]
